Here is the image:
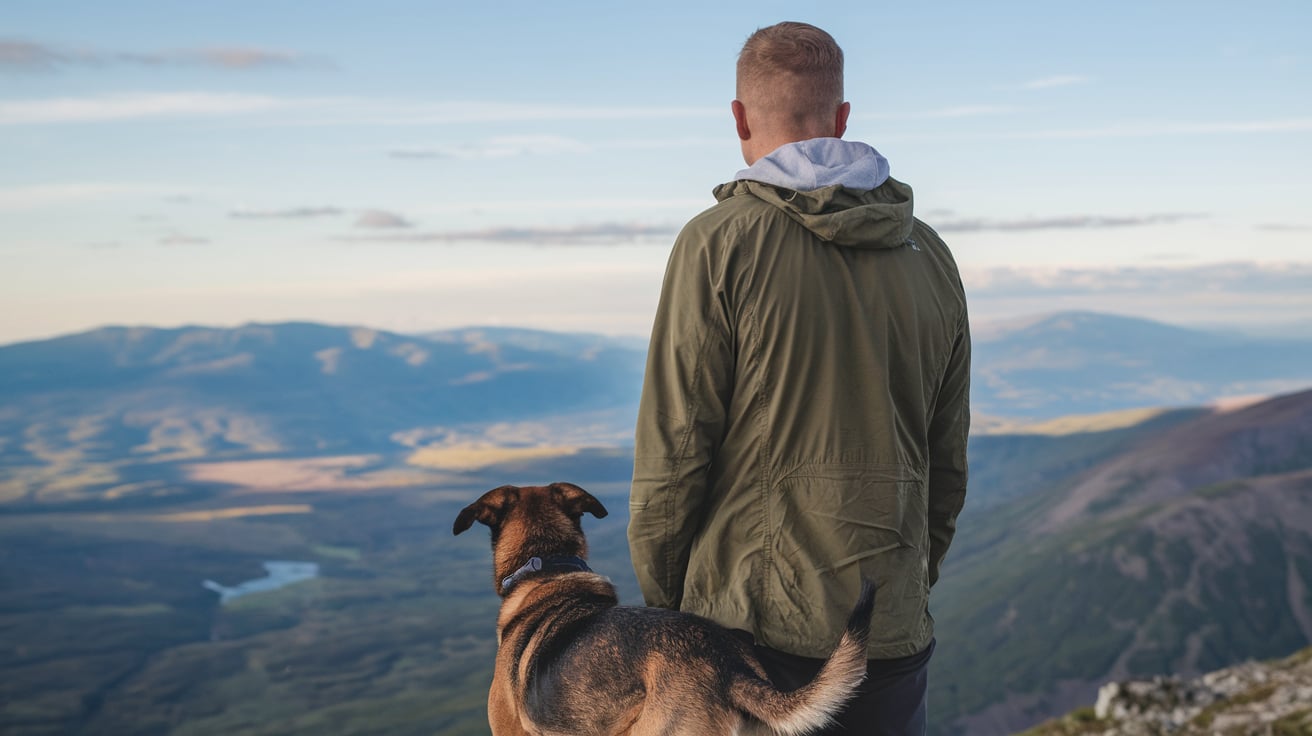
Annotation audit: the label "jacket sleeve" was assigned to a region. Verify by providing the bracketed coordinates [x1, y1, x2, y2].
[927, 309, 970, 587]
[628, 225, 735, 610]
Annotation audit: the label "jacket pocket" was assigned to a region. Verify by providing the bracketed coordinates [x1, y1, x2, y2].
[764, 462, 929, 652]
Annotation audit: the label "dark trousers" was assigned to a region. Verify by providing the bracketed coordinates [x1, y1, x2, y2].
[736, 634, 935, 735]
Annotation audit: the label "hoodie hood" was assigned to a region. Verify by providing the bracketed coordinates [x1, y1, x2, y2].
[734, 138, 890, 191]
[714, 139, 914, 249]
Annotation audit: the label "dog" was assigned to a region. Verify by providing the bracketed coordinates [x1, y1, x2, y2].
[453, 482, 877, 736]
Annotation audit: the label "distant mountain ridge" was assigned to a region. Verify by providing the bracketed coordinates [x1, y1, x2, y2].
[2, 313, 1311, 509]
[0, 322, 646, 505]
[972, 311, 1312, 419]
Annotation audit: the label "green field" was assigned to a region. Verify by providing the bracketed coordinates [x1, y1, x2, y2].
[0, 468, 639, 735]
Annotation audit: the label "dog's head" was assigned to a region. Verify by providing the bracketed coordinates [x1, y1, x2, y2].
[453, 482, 608, 595]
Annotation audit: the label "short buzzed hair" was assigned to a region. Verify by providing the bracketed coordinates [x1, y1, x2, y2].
[736, 22, 844, 133]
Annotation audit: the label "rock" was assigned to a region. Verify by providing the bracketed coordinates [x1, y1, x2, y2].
[1021, 646, 1312, 735]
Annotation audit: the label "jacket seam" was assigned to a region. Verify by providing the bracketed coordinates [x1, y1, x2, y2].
[662, 219, 737, 605]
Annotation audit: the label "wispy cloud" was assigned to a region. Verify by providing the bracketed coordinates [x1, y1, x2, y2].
[937, 212, 1205, 233]
[0, 93, 715, 127]
[0, 39, 316, 71]
[389, 135, 721, 161]
[390, 135, 591, 160]
[1011, 118, 1312, 140]
[159, 233, 209, 246]
[229, 206, 344, 219]
[1018, 75, 1091, 90]
[0, 92, 301, 125]
[354, 210, 413, 229]
[964, 261, 1312, 297]
[962, 261, 1312, 330]
[0, 182, 158, 210]
[314, 101, 719, 127]
[1257, 223, 1312, 232]
[870, 106, 1017, 121]
[345, 221, 678, 245]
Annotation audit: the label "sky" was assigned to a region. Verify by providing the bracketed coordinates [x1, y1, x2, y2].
[2, 0, 1310, 345]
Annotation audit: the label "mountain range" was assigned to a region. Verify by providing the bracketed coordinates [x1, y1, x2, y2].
[4, 311, 1312, 508]
[1, 312, 1310, 735]
[937, 387, 1312, 734]
[970, 311, 1312, 419]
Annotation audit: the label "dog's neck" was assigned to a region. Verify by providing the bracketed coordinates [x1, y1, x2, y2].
[500, 555, 592, 594]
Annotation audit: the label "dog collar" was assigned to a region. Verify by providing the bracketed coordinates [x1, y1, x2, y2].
[501, 555, 592, 593]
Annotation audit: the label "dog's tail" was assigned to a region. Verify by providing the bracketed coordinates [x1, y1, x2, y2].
[729, 580, 876, 736]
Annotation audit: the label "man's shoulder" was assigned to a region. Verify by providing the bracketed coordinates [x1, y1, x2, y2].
[908, 217, 968, 300]
[678, 182, 782, 241]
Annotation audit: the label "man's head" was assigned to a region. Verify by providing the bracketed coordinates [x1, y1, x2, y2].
[733, 22, 850, 165]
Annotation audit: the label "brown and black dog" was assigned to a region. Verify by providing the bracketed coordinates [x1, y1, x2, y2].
[453, 482, 876, 736]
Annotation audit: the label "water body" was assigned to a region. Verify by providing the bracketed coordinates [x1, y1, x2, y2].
[203, 561, 319, 604]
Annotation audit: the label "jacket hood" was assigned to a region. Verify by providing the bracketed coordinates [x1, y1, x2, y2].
[734, 138, 890, 191]
[716, 138, 915, 249]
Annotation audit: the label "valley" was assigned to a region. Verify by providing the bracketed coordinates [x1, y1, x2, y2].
[2, 314, 1310, 734]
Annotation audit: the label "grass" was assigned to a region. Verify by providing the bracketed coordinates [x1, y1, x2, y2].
[1273, 709, 1312, 736]
[1016, 707, 1107, 736]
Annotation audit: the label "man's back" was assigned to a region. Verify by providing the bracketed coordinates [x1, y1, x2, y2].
[630, 140, 969, 659]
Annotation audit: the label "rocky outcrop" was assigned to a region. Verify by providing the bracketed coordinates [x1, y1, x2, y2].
[1021, 647, 1312, 735]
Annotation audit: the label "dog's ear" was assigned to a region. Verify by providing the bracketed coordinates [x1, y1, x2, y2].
[453, 485, 520, 535]
[549, 482, 608, 520]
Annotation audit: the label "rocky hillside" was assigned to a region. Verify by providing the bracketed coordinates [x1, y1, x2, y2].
[932, 388, 1312, 735]
[1021, 647, 1312, 735]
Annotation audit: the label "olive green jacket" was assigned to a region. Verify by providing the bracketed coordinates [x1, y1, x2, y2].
[629, 167, 970, 659]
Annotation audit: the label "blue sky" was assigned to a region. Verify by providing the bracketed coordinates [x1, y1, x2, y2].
[2, 0, 1310, 344]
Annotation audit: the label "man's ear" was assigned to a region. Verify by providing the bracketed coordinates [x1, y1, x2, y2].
[550, 482, 608, 520]
[453, 485, 520, 535]
[834, 101, 850, 138]
[732, 99, 751, 141]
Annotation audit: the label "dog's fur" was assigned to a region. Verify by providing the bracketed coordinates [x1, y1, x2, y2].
[453, 482, 876, 736]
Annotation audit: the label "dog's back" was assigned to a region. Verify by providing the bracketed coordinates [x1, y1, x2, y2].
[518, 580, 877, 736]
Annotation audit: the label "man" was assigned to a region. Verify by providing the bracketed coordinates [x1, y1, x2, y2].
[628, 21, 970, 734]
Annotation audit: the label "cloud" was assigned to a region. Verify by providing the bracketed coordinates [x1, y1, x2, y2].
[963, 261, 1312, 330]
[1018, 75, 1091, 90]
[0, 92, 299, 124]
[936, 212, 1205, 233]
[320, 101, 718, 127]
[389, 135, 592, 160]
[354, 210, 413, 229]
[159, 233, 209, 246]
[869, 106, 1017, 121]
[0, 182, 157, 210]
[0, 39, 314, 71]
[963, 261, 1312, 297]
[1257, 223, 1312, 232]
[229, 206, 344, 219]
[389, 135, 723, 161]
[0, 93, 714, 127]
[1010, 118, 1312, 140]
[345, 221, 679, 245]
